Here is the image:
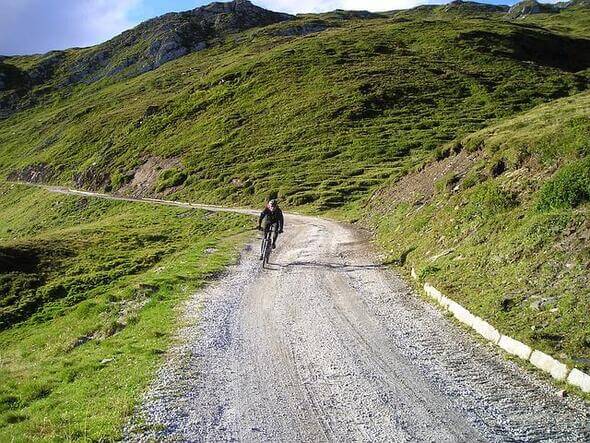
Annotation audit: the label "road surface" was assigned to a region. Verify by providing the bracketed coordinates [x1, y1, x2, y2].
[22, 185, 590, 442]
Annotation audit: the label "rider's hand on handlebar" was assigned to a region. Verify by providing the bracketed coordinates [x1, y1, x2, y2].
[279, 229, 283, 234]
[257, 226, 263, 231]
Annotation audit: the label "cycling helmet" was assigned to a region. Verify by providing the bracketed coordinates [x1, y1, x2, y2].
[268, 199, 277, 207]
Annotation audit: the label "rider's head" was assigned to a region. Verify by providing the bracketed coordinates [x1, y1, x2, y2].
[268, 199, 278, 211]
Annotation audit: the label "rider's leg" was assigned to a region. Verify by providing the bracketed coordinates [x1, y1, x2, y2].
[272, 226, 279, 248]
[260, 226, 269, 260]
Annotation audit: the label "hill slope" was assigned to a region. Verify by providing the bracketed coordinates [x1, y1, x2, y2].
[1, 7, 589, 212]
[370, 90, 590, 367]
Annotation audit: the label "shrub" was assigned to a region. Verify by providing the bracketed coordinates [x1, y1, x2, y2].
[155, 168, 187, 192]
[536, 157, 590, 211]
[466, 181, 516, 218]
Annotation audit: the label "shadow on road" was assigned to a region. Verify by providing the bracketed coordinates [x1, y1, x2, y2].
[267, 260, 386, 271]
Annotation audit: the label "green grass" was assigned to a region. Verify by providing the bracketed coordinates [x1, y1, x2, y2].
[523, 7, 590, 39]
[1, 6, 590, 433]
[1, 12, 589, 212]
[0, 183, 252, 440]
[371, 91, 590, 372]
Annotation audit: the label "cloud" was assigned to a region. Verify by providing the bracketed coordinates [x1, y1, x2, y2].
[0, 0, 140, 55]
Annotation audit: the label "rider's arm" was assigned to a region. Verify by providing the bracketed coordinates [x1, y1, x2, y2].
[258, 209, 267, 227]
[278, 209, 284, 232]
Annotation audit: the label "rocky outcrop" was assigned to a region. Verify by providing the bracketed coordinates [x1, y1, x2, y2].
[7, 164, 55, 183]
[560, 0, 590, 7]
[441, 0, 509, 13]
[506, 0, 559, 18]
[11, 0, 293, 89]
[0, 0, 293, 118]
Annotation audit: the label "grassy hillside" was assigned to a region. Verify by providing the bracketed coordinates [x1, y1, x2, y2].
[0, 183, 251, 440]
[1, 5, 590, 438]
[370, 90, 590, 375]
[1, 11, 589, 212]
[523, 6, 590, 38]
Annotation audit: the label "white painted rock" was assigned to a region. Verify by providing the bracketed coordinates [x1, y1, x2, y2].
[472, 317, 501, 344]
[498, 335, 532, 360]
[567, 368, 590, 393]
[529, 350, 569, 381]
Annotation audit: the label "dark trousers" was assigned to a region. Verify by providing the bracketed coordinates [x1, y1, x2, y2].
[264, 224, 279, 245]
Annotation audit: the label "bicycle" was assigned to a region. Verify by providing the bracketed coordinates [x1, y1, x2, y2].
[260, 222, 278, 269]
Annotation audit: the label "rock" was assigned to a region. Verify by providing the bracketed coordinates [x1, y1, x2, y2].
[506, 0, 558, 18]
[100, 358, 115, 365]
[10, 0, 293, 95]
[144, 105, 160, 117]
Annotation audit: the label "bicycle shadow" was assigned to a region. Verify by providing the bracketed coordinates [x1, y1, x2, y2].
[265, 260, 386, 271]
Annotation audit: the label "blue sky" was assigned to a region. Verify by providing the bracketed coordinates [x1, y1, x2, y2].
[1, 0, 526, 56]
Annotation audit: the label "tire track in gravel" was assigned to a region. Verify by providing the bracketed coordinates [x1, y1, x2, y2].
[124, 213, 589, 442]
[20, 185, 590, 442]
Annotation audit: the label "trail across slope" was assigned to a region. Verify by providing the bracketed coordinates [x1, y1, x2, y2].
[114, 210, 588, 441]
[20, 184, 590, 441]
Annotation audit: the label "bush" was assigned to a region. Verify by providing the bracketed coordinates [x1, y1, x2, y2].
[155, 168, 187, 192]
[466, 181, 516, 218]
[536, 158, 590, 211]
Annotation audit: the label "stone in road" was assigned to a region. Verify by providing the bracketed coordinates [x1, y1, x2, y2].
[126, 213, 590, 442]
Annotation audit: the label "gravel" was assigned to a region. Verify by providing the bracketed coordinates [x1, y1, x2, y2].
[123, 213, 590, 442]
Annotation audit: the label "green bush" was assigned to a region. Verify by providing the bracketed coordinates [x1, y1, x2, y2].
[466, 181, 516, 218]
[536, 157, 590, 211]
[155, 168, 187, 192]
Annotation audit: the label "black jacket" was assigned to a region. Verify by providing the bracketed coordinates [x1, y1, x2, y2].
[259, 207, 284, 231]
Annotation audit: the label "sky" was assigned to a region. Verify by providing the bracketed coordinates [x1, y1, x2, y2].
[1, 0, 524, 56]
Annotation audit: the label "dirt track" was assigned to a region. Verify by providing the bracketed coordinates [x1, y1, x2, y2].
[30, 186, 590, 441]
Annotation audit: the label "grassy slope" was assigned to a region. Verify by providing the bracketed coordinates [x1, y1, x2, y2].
[1, 13, 589, 212]
[0, 183, 251, 440]
[370, 91, 590, 377]
[1, 8, 590, 438]
[523, 7, 590, 38]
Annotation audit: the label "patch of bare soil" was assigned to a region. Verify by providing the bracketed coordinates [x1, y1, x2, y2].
[371, 149, 481, 210]
[118, 156, 181, 197]
[7, 163, 55, 183]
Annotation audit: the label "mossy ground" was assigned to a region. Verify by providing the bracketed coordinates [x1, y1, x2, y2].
[370, 91, 590, 371]
[0, 183, 252, 441]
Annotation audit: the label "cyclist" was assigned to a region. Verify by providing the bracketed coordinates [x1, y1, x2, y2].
[257, 198, 284, 259]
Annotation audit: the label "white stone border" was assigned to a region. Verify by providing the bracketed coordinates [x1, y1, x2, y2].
[412, 268, 590, 394]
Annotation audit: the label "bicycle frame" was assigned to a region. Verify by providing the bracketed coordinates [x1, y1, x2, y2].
[261, 223, 277, 268]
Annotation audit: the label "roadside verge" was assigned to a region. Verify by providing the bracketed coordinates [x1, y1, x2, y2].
[415, 270, 590, 395]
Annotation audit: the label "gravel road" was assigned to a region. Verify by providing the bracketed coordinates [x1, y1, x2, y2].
[119, 210, 590, 442]
[20, 185, 589, 442]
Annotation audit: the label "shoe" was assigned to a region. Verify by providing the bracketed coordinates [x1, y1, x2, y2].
[272, 243, 276, 249]
[259, 254, 263, 260]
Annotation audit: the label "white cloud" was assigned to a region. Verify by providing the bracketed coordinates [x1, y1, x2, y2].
[0, 0, 140, 55]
